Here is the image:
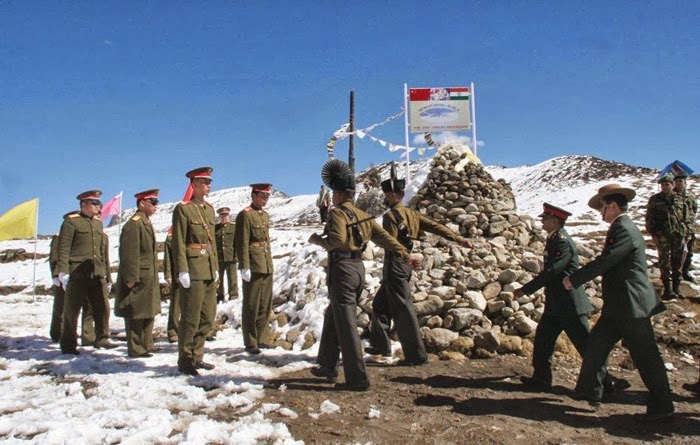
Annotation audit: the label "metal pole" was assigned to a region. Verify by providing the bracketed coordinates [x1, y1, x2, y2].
[348, 91, 355, 172]
[403, 83, 411, 183]
[471, 82, 478, 157]
[31, 198, 39, 302]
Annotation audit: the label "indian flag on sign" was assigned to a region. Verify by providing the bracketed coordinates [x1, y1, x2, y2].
[448, 87, 469, 100]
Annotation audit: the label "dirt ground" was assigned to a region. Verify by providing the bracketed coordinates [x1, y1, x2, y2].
[262, 304, 700, 444]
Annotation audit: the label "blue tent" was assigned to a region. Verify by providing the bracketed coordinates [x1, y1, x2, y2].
[656, 160, 694, 180]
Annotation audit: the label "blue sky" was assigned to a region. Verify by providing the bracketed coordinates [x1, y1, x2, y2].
[1, 1, 698, 234]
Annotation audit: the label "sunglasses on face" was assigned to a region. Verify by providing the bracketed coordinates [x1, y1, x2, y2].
[83, 199, 102, 206]
[144, 198, 159, 206]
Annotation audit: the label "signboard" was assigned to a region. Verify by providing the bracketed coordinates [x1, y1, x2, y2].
[408, 86, 471, 132]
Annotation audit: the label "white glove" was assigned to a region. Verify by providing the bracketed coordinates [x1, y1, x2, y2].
[241, 268, 251, 282]
[179, 272, 191, 289]
[107, 282, 113, 293]
[59, 272, 70, 289]
[215, 271, 219, 282]
[52, 277, 61, 287]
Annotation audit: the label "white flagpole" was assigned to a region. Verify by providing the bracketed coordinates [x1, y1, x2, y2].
[471, 82, 478, 157]
[403, 83, 411, 183]
[32, 198, 39, 302]
[117, 191, 124, 236]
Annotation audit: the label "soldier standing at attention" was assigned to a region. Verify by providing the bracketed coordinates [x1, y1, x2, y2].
[235, 183, 274, 354]
[215, 207, 238, 302]
[57, 190, 116, 354]
[564, 183, 673, 421]
[172, 167, 219, 375]
[164, 227, 180, 343]
[367, 168, 472, 365]
[673, 173, 697, 283]
[645, 173, 685, 299]
[114, 189, 161, 358]
[308, 160, 421, 391]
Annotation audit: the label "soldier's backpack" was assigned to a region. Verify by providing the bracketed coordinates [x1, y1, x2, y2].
[391, 208, 414, 251]
[338, 206, 369, 251]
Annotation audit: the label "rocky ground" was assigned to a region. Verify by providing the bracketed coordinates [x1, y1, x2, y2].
[257, 295, 700, 445]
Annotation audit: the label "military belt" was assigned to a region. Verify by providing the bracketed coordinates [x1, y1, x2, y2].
[250, 241, 267, 247]
[330, 251, 363, 261]
[186, 243, 212, 254]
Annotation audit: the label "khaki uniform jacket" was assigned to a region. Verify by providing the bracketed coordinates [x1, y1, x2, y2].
[317, 201, 409, 260]
[522, 227, 593, 316]
[172, 199, 218, 280]
[57, 212, 109, 278]
[163, 233, 176, 283]
[102, 232, 112, 285]
[675, 189, 698, 235]
[235, 205, 273, 274]
[645, 191, 685, 237]
[569, 214, 663, 319]
[49, 234, 60, 278]
[215, 221, 237, 263]
[383, 202, 462, 246]
[115, 211, 160, 318]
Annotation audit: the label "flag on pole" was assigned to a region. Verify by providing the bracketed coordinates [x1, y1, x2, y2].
[0, 198, 39, 241]
[181, 183, 194, 202]
[101, 192, 122, 220]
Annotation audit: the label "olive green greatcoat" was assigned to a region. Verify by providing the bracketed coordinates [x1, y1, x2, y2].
[569, 214, 672, 414]
[235, 206, 273, 347]
[57, 212, 110, 352]
[172, 198, 218, 367]
[215, 220, 238, 299]
[164, 233, 180, 340]
[316, 200, 409, 387]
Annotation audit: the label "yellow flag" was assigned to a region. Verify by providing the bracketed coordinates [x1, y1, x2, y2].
[0, 198, 39, 241]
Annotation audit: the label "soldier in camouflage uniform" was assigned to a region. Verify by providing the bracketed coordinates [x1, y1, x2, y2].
[164, 227, 180, 343]
[235, 184, 274, 354]
[57, 190, 116, 354]
[308, 160, 422, 391]
[172, 167, 219, 375]
[645, 173, 686, 299]
[215, 207, 238, 302]
[115, 189, 161, 358]
[674, 173, 697, 283]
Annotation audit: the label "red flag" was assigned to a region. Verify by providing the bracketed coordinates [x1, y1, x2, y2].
[181, 183, 193, 202]
[101, 193, 122, 218]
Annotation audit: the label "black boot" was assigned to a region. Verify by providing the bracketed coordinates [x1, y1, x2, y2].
[682, 270, 695, 283]
[673, 281, 684, 298]
[661, 281, 677, 300]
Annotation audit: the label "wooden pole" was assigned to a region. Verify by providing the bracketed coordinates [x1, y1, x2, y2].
[348, 90, 355, 172]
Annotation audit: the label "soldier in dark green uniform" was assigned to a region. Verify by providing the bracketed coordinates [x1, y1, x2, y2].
[215, 207, 238, 302]
[367, 169, 472, 365]
[115, 189, 161, 358]
[57, 190, 116, 354]
[564, 183, 673, 421]
[645, 173, 685, 299]
[172, 167, 219, 375]
[164, 226, 180, 343]
[674, 173, 697, 283]
[308, 160, 421, 391]
[235, 183, 274, 354]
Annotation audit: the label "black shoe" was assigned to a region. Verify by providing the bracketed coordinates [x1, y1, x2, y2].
[603, 377, 629, 395]
[334, 381, 370, 392]
[520, 376, 552, 392]
[195, 361, 215, 370]
[245, 346, 261, 354]
[168, 336, 177, 343]
[178, 363, 200, 376]
[258, 343, 273, 349]
[206, 336, 216, 342]
[397, 357, 428, 367]
[682, 272, 695, 283]
[94, 340, 118, 349]
[573, 392, 602, 407]
[310, 366, 338, 382]
[364, 346, 391, 357]
[62, 348, 80, 355]
[639, 412, 674, 423]
[682, 381, 700, 394]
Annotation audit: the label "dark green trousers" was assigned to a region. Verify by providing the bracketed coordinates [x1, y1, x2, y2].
[576, 316, 673, 414]
[317, 259, 368, 386]
[60, 276, 108, 352]
[166, 282, 180, 339]
[125, 317, 154, 357]
[217, 261, 239, 300]
[532, 312, 591, 384]
[241, 272, 272, 347]
[178, 280, 216, 367]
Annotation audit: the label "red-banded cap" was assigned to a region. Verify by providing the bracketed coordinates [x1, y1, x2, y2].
[76, 190, 102, 201]
[538, 203, 572, 220]
[185, 167, 213, 180]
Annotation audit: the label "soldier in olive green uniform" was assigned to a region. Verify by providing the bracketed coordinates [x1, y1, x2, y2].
[645, 173, 686, 299]
[164, 227, 180, 343]
[115, 189, 161, 358]
[367, 170, 472, 365]
[564, 184, 673, 421]
[308, 160, 420, 391]
[235, 184, 274, 354]
[57, 190, 116, 354]
[215, 207, 239, 302]
[172, 167, 219, 375]
[674, 173, 697, 283]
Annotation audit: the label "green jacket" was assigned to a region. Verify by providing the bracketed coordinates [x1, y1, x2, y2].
[569, 214, 664, 320]
[163, 233, 176, 282]
[57, 212, 109, 279]
[49, 234, 59, 277]
[645, 191, 685, 237]
[522, 227, 593, 316]
[383, 202, 463, 247]
[115, 211, 160, 318]
[235, 205, 273, 273]
[675, 189, 698, 235]
[215, 221, 237, 263]
[172, 198, 218, 280]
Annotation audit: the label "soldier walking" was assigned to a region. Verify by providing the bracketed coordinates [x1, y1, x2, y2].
[164, 227, 180, 343]
[114, 189, 161, 358]
[172, 167, 219, 375]
[367, 169, 472, 365]
[673, 173, 697, 283]
[645, 173, 685, 299]
[235, 183, 274, 354]
[57, 190, 116, 354]
[215, 207, 239, 302]
[308, 160, 421, 391]
[564, 183, 673, 421]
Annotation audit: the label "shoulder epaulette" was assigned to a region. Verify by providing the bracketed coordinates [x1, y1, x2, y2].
[132, 215, 141, 221]
[67, 213, 80, 219]
[244, 206, 253, 212]
[179, 200, 192, 206]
